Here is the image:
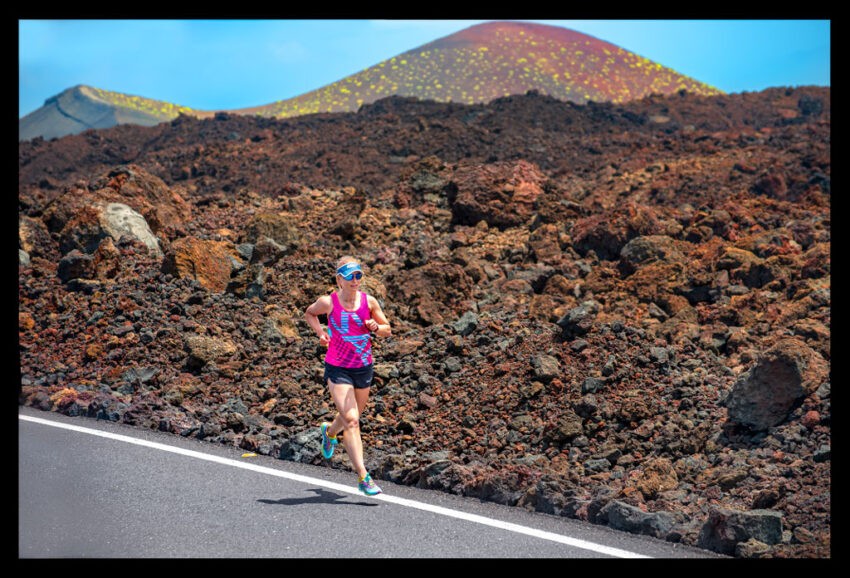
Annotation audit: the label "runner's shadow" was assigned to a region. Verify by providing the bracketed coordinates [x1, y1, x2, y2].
[257, 488, 378, 507]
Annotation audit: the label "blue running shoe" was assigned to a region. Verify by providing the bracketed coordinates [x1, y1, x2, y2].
[320, 422, 337, 459]
[358, 473, 382, 496]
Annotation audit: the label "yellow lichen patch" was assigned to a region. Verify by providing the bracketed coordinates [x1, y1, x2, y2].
[49, 387, 79, 407]
[89, 86, 199, 120]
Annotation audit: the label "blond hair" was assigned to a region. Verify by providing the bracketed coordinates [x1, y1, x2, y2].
[335, 255, 359, 270]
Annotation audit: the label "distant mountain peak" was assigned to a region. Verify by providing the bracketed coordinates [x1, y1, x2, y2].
[19, 84, 204, 141]
[422, 20, 599, 49]
[241, 20, 722, 119]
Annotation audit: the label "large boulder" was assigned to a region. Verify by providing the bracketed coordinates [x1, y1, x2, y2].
[725, 338, 829, 430]
[619, 235, 687, 275]
[58, 202, 162, 256]
[571, 202, 664, 261]
[90, 165, 192, 234]
[698, 507, 783, 555]
[184, 335, 238, 370]
[598, 500, 677, 539]
[449, 160, 546, 229]
[19, 215, 56, 260]
[242, 212, 302, 255]
[386, 261, 474, 325]
[161, 237, 244, 293]
[44, 165, 191, 237]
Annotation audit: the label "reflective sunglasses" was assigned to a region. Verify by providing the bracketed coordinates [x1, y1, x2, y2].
[338, 271, 363, 281]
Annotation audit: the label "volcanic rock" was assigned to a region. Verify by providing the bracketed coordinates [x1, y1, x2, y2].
[92, 165, 192, 233]
[599, 500, 677, 539]
[242, 212, 302, 254]
[386, 261, 475, 325]
[528, 223, 564, 264]
[19, 215, 55, 261]
[530, 354, 561, 383]
[57, 250, 95, 283]
[725, 338, 829, 430]
[449, 160, 547, 229]
[635, 457, 679, 500]
[161, 237, 244, 293]
[571, 202, 663, 260]
[556, 300, 600, 340]
[99, 202, 163, 256]
[551, 410, 584, 442]
[735, 538, 771, 559]
[698, 507, 784, 556]
[619, 235, 688, 275]
[92, 236, 122, 279]
[452, 311, 479, 336]
[41, 166, 190, 248]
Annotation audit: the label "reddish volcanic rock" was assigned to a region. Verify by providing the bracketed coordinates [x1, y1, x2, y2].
[527, 223, 565, 265]
[39, 166, 190, 243]
[571, 202, 665, 261]
[449, 160, 547, 229]
[92, 237, 122, 279]
[386, 261, 475, 325]
[801, 410, 820, 430]
[242, 211, 303, 252]
[91, 165, 193, 234]
[161, 237, 243, 292]
[19, 215, 55, 261]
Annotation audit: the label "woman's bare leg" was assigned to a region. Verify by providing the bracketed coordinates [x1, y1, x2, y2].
[328, 381, 368, 478]
[326, 382, 346, 438]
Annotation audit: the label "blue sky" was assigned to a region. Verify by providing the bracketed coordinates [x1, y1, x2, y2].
[19, 19, 830, 118]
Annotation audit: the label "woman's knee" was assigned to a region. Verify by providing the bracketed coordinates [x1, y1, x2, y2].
[343, 408, 360, 430]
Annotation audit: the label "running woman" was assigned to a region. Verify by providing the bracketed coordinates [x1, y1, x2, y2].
[304, 256, 392, 495]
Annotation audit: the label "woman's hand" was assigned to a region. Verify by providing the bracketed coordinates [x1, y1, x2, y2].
[318, 332, 330, 347]
[365, 296, 391, 337]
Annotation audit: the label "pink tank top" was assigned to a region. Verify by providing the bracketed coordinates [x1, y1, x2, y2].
[325, 291, 373, 368]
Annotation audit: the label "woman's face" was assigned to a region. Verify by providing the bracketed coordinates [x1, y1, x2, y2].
[337, 264, 363, 290]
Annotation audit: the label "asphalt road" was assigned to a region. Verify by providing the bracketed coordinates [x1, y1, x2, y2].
[19, 406, 723, 558]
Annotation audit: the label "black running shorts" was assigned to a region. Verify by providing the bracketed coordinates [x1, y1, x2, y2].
[324, 362, 374, 389]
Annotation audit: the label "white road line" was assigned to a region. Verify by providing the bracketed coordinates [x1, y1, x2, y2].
[20, 413, 650, 558]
